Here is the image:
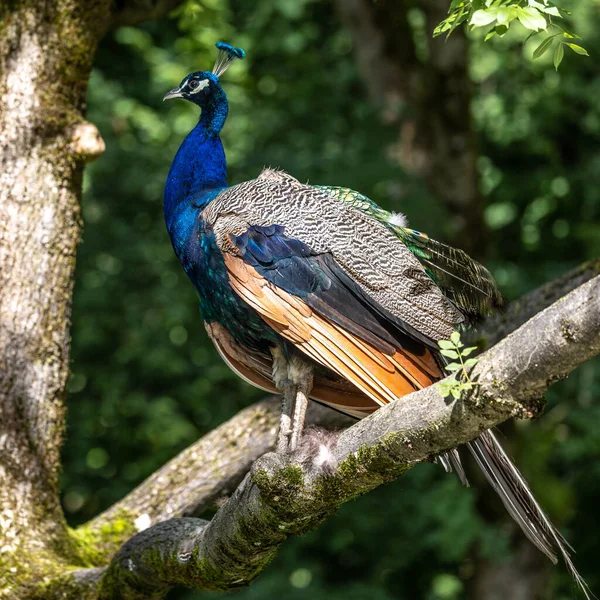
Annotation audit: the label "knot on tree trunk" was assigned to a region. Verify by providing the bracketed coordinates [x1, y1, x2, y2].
[70, 122, 105, 162]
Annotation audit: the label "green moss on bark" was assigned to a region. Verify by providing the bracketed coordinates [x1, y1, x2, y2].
[68, 511, 138, 567]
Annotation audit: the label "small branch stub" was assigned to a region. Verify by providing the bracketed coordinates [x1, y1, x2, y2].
[70, 122, 105, 162]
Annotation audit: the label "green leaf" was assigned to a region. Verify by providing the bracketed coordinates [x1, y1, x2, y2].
[451, 387, 462, 399]
[554, 42, 565, 70]
[495, 24, 509, 37]
[484, 28, 496, 42]
[461, 347, 478, 356]
[496, 7, 517, 26]
[437, 378, 458, 398]
[438, 380, 454, 389]
[471, 8, 498, 27]
[438, 340, 455, 350]
[445, 363, 462, 372]
[566, 43, 589, 56]
[529, 0, 560, 17]
[440, 349, 459, 359]
[464, 358, 479, 367]
[516, 6, 547, 31]
[438, 387, 452, 399]
[433, 21, 451, 36]
[533, 35, 556, 59]
[447, 4, 468, 39]
[450, 331, 461, 345]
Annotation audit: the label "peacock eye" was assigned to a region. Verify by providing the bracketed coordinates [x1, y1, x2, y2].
[188, 79, 199, 90]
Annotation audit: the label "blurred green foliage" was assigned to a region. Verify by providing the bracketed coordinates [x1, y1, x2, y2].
[61, 0, 600, 598]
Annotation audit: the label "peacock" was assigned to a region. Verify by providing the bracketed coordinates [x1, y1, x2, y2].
[163, 42, 590, 597]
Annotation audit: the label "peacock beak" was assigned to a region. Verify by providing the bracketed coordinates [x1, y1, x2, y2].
[163, 87, 183, 101]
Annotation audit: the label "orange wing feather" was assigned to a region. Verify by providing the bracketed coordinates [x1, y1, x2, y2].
[206, 321, 381, 418]
[223, 254, 442, 415]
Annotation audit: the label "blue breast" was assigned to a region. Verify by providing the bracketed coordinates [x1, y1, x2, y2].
[164, 121, 276, 352]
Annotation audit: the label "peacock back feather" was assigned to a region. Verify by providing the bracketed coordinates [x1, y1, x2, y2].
[314, 185, 504, 319]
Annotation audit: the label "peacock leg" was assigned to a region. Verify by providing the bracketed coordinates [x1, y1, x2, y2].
[272, 346, 314, 453]
[289, 364, 314, 452]
[276, 381, 295, 453]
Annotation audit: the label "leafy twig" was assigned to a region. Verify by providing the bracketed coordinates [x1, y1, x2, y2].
[437, 331, 479, 400]
[434, 0, 588, 69]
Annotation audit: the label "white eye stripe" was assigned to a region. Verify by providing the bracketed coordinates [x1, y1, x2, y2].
[188, 79, 210, 95]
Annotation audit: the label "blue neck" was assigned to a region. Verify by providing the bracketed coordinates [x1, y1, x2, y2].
[164, 89, 229, 225]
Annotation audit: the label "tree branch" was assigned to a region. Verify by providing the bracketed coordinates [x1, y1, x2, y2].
[85, 399, 351, 540]
[95, 275, 599, 598]
[81, 261, 599, 545]
[474, 259, 600, 347]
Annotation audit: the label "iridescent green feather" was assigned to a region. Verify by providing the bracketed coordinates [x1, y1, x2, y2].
[315, 185, 504, 318]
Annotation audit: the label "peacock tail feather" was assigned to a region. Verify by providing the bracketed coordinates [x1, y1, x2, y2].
[315, 185, 504, 319]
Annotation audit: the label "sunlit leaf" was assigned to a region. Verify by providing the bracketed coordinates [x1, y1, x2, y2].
[566, 43, 589, 56]
[529, 0, 560, 17]
[438, 380, 456, 390]
[496, 7, 517, 25]
[554, 42, 565, 70]
[440, 349, 459, 359]
[471, 8, 498, 27]
[461, 347, 478, 356]
[516, 6, 547, 31]
[484, 28, 496, 42]
[445, 363, 462, 372]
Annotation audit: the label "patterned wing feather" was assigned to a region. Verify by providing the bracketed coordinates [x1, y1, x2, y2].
[223, 252, 441, 409]
[315, 184, 504, 318]
[203, 169, 465, 344]
[391, 226, 504, 318]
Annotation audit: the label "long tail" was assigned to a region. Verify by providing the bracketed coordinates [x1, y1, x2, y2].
[438, 449, 469, 487]
[467, 430, 593, 599]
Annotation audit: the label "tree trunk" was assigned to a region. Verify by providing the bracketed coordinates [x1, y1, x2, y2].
[335, 0, 484, 256]
[0, 0, 109, 592]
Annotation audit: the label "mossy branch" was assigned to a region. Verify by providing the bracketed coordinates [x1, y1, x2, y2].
[79, 260, 600, 554]
[89, 275, 600, 599]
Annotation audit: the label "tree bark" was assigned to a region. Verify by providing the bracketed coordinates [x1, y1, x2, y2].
[0, 1, 110, 593]
[0, 1, 182, 597]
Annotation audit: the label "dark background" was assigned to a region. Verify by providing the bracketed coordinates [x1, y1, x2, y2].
[61, 1, 600, 598]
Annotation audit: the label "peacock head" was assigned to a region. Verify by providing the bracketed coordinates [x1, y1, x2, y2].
[163, 42, 245, 108]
